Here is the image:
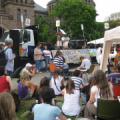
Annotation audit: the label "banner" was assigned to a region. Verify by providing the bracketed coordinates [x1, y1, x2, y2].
[52, 49, 90, 64]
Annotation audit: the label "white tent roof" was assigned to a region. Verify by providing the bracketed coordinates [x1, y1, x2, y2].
[100, 26, 120, 71]
[87, 38, 104, 44]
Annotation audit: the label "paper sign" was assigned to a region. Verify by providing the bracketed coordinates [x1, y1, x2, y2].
[56, 20, 60, 27]
[25, 18, 31, 26]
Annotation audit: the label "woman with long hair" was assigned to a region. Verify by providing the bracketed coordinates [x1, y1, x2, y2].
[18, 72, 39, 100]
[51, 68, 64, 96]
[56, 80, 80, 116]
[84, 70, 113, 119]
[0, 92, 16, 120]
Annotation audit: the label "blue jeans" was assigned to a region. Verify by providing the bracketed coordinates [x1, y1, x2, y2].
[81, 92, 87, 103]
[63, 64, 69, 73]
[7, 70, 13, 79]
[44, 56, 51, 71]
[35, 60, 43, 71]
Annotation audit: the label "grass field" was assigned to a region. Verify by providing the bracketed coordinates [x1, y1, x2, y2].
[16, 97, 77, 120]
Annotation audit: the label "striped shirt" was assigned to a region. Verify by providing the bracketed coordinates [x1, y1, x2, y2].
[71, 76, 84, 91]
[107, 72, 120, 84]
[53, 56, 64, 68]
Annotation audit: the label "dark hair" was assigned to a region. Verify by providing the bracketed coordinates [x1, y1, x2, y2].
[53, 68, 61, 80]
[39, 77, 50, 91]
[0, 66, 5, 76]
[66, 80, 75, 94]
[58, 52, 62, 56]
[73, 70, 81, 77]
[36, 42, 42, 47]
[118, 65, 120, 71]
[40, 88, 55, 104]
[80, 56, 84, 60]
[91, 70, 111, 99]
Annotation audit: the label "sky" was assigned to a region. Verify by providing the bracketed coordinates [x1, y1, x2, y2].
[34, 0, 120, 22]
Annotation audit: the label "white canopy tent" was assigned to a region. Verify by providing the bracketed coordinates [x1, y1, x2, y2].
[100, 26, 120, 72]
[87, 38, 104, 44]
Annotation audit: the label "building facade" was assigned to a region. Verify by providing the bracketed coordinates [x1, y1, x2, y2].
[0, 0, 35, 38]
[110, 12, 120, 21]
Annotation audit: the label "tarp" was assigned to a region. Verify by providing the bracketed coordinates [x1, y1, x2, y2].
[87, 38, 104, 44]
[100, 26, 120, 71]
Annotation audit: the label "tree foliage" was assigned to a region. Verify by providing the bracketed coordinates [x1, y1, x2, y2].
[35, 16, 56, 43]
[108, 19, 120, 29]
[50, 0, 104, 41]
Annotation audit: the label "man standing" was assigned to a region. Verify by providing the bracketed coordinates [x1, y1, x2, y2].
[43, 45, 51, 72]
[34, 43, 43, 73]
[4, 38, 16, 78]
[78, 56, 91, 71]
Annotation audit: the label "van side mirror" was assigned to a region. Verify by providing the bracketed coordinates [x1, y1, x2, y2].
[23, 30, 27, 43]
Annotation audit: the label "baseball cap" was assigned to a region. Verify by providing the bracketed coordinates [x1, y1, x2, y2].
[26, 63, 32, 67]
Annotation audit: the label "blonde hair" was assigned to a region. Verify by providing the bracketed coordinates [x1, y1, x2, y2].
[0, 92, 16, 120]
[20, 72, 30, 86]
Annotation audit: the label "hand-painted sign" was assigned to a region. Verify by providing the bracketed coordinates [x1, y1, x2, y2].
[52, 49, 90, 64]
[89, 49, 96, 57]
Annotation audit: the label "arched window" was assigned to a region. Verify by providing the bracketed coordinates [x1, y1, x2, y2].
[25, 0, 27, 4]
[21, 0, 23, 3]
[17, 9, 20, 21]
[16, 0, 18, 3]
[24, 10, 27, 20]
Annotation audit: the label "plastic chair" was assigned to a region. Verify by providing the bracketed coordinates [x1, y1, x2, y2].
[49, 63, 56, 73]
[97, 99, 120, 119]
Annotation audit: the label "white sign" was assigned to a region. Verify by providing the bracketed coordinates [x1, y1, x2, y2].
[60, 29, 66, 35]
[81, 24, 84, 30]
[105, 23, 109, 29]
[56, 20, 60, 27]
[21, 15, 24, 23]
[25, 18, 31, 26]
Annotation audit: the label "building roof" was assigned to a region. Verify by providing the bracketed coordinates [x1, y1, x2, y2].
[47, 0, 58, 5]
[34, 3, 47, 13]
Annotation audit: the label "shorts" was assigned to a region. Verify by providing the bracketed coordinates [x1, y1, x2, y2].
[21, 92, 32, 100]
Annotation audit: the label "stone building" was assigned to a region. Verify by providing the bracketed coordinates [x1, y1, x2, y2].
[0, 0, 35, 38]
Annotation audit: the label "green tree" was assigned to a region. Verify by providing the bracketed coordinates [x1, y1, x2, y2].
[108, 19, 120, 29]
[35, 16, 56, 43]
[50, 0, 101, 41]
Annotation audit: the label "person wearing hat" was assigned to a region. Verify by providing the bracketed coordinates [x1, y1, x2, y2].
[20, 63, 36, 79]
[4, 38, 16, 78]
[108, 61, 120, 84]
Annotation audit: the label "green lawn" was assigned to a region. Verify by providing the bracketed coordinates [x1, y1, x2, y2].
[16, 98, 76, 120]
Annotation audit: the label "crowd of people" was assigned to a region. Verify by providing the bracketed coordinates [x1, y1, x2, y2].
[1, 39, 120, 120]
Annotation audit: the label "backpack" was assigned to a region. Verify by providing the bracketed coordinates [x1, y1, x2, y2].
[0, 48, 9, 66]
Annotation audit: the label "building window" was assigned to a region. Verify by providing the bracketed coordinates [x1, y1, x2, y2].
[21, 0, 23, 3]
[49, 6, 51, 12]
[25, 0, 27, 4]
[16, 0, 18, 2]
[88, 0, 90, 3]
[24, 10, 27, 20]
[17, 9, 20, 21]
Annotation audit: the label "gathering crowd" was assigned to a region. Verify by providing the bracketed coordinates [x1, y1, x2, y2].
[0, 38, 120, 120]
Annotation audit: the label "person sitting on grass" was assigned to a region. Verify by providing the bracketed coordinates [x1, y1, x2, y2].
[71, 70, 84, 92]
[84, 70, 113, 119]
[21, 77, 56, 118]
[0, 92, 16, 120]
[18, 72, 39, 100]
[32, 88, 66, 120]
[56, 80, 80, 117]
[81, 76, 93, 104]
[51, 68, 64, 96]
[0, 66, 14, 93]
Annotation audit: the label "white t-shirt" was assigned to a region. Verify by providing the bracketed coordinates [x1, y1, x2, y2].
[81, 59, 91, 70]
[62, 89, 80, 116]
[43, 50, 51, 57]
[51, 76, 63, 95]
[91, 83, 113, 107]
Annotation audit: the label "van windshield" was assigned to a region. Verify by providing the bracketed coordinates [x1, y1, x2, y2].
[0, 32, 9, 42]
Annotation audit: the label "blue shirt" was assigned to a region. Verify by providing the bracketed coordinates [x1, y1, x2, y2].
[4, 46, 14, 72]
[32, 103, 61, 120]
